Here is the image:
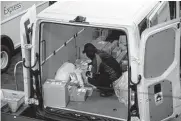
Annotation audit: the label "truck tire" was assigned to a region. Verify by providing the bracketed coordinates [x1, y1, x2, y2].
[1, 45, 11, 73]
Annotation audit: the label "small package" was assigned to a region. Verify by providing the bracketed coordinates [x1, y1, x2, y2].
[112, 47, 122, 58]
[119, 35, 127, 45]
[70, 87, 87, 102]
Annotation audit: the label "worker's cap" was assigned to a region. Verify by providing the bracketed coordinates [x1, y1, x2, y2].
[82, 43, 97, 54]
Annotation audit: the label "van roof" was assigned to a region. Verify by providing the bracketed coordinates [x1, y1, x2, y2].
[38, 0, 159, 26]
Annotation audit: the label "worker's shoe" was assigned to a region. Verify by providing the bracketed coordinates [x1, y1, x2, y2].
[100, 91, 114, 97]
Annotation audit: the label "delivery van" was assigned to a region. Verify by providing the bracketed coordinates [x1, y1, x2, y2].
[1, 1, 50, 72]
[1, 1, 181, 121]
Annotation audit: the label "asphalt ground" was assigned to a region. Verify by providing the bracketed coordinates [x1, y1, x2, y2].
[1, 49, 24, 91]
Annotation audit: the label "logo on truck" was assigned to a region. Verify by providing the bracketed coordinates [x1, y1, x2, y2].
[4, 2, 22, 16]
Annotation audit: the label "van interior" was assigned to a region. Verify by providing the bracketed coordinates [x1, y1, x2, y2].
[39, 23, 129, 120]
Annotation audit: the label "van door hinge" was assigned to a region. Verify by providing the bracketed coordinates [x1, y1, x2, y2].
[177, 23, 180, 29]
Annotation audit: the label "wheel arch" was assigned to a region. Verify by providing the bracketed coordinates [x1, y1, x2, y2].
[1, 35, 15, 54]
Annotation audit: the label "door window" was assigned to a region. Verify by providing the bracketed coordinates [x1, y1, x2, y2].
[144, 28, 176, 78]
[169, 1, 177, 19]
[138, 18, 147, 36]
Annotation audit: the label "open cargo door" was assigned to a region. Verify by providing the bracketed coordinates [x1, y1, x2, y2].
[138, 19, 181, 121]
[20, 5, 36, 104]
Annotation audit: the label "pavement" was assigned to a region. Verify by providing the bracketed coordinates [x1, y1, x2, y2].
[1, 50, 24, 91]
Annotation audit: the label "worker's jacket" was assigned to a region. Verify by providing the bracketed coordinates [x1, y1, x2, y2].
[91, 50, 122, 82]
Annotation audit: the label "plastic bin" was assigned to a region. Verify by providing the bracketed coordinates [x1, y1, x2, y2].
[1, 89, 25, 112]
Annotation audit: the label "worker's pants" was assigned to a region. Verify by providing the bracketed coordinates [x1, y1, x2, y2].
[88, 74, 114, 93]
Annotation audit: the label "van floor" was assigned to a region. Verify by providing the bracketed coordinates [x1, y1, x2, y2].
[62, 90, 128, 120]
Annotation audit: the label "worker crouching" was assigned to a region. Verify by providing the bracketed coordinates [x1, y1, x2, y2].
[82, 43, 122, 97]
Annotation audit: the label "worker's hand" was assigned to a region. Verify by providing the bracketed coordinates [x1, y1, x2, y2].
[87, 65, 92, 71]
[86, 71, 93, 78]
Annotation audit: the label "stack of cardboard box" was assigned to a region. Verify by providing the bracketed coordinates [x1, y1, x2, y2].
[102, 40, 118, 55]
[118, 35, 127, 51]
[116, 50, 127, 64]
[112, 47, 122, 58]
[116, 35, 128, 63]
[119, 35, 127, 46]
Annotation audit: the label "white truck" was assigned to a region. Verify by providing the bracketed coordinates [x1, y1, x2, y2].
[1, 1, 50, 72]
[1, 1, 181, 121]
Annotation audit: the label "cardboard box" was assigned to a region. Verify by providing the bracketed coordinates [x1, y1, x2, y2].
[111, 40, 119, 52]
[1, 89, 24, 113]
[91, 40, 108, 50]
[116, 50, 127, 64]
[119, 44, 127, 51]
[70, 87, 87, 101]
[112, 47, 122, 58]
[101, 29, 109, 38]
[102, 42, 112, 54]
[43, 79, 69, 108]
[119, 35, 127, 45]
[102, 40, 118, 54]
[99, 36, 107, 42]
